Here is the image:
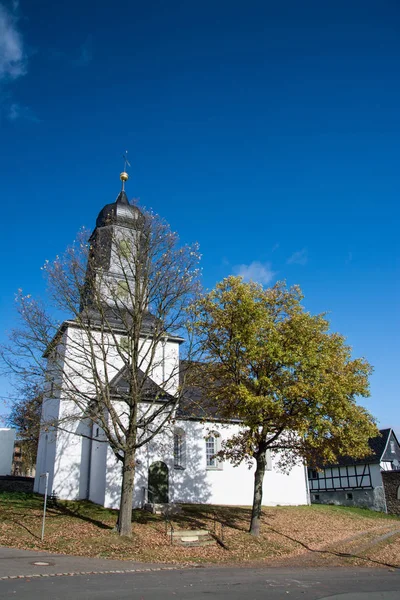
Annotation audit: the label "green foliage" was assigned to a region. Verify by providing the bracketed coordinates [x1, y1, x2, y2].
[193, 276, 378, 469]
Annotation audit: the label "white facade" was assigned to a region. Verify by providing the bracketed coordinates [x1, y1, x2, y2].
[34, 319, 308, 509]
[0, 428, 16, 476]
[86, 418, 308, 509]
[34, 189, 308, 510]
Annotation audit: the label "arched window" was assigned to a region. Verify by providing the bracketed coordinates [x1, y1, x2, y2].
[174, 428, 186, 469]
[206, 432, 223, 470]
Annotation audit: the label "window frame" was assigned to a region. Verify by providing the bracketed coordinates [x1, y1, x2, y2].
[174, 428, 186, 470]
[205, 432, 223, 471]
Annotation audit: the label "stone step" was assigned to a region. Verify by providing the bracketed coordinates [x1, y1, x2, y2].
[171, 529, 209, 538]
[144, 503, 182, 515]
[175, 539, 216, 547]
[170, 529, 216, 547]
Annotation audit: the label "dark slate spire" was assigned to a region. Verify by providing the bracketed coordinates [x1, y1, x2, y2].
[94, 165, 143, 229]
[115, 189, 129, 205]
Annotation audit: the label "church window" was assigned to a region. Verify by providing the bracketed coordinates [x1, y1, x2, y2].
[266, 449, 272, 471]
[119, 336, 129, 353]
[118, 239, 131, 259]
[116, 280, 130, 299]
[174, 428, 186, 469]
[206, 432, 222, 470]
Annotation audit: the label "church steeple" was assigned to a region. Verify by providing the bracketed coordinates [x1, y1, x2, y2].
[94, 162, 143, 229]
[120, 152, 130, 192]
[81, 161, 145, 314]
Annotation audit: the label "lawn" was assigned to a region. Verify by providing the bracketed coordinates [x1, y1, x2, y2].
[0, 492, 399, 567]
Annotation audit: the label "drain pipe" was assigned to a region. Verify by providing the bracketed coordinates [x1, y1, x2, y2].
[86, 422, 94, 500]
[304, 464, 311, 505]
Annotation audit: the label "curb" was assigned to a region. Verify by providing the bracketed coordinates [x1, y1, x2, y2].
[0, 565, 186, 581]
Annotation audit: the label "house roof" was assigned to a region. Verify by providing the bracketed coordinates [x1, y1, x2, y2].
[326, 428, 394, 467]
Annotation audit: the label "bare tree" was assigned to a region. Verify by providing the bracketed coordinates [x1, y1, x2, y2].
[1, 196, 201, 536]
[7, 385, 43, 475]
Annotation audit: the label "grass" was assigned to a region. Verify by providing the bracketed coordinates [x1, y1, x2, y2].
[299, 503, 400, 520]
[0, 492, 399, 566]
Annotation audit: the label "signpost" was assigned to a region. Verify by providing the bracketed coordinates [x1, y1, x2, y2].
[40, 472, 49, 541]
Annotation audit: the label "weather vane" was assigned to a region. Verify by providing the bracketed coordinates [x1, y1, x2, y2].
[120, 150, 131, 191]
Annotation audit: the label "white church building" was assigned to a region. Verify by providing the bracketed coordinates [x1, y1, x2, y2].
[34, 174, 308, 510]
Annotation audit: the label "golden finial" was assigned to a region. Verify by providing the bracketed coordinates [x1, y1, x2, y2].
[120, 151, 131, 191]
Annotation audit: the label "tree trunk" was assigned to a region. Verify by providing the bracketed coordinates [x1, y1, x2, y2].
[249, 449, 266, 536]
[116, 448, 136, 537]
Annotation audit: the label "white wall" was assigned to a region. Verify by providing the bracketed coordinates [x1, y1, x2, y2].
[34, 320, 181, 501]
[89, 424, 107, 506]
[309, 463, 376, 491]
[370, 463, 383, 488]
[100, 419, 308, 510]
[0, 429, 16, 475]
[172, 420, 308, 507]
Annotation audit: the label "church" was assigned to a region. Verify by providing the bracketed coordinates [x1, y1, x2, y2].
[34, 170, 308, 510]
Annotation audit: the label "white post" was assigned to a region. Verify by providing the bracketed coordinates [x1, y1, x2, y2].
[40, 472, 49, 541]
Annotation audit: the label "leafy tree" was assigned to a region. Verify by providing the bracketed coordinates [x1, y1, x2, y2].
[1, 203, 201, 537]
[193, 276, 377, 536]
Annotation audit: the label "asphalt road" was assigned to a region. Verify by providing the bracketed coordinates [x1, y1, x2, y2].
[0, 566, 399, 599]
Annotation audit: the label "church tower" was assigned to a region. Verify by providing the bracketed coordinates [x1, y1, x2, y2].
[81, 168, 147, 320]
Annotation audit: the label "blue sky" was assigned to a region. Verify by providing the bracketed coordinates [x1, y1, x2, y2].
[0, 0, 399, 435]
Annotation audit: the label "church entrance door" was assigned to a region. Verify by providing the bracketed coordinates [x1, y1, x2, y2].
[148, 461, 169, 503]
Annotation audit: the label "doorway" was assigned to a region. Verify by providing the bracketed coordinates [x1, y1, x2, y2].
[148, 461, 169, 503]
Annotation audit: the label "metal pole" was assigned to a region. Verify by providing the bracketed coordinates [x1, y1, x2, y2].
[41, 472, 49, 541]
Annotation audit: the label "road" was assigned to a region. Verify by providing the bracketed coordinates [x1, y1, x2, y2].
[0, 566, 399, 599]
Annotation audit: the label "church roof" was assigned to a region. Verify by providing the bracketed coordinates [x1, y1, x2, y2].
[79, 307, 159, 335]
[95, 190, 144, 229]
[176, 361, 235, 422]
[109, 366, 174, 402]
[107, 360, 228, 419]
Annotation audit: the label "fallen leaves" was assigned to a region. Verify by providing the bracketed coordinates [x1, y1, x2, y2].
[0, 492, 399, 567]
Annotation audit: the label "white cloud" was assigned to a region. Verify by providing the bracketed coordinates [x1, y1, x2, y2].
[8, 102, 39, 122]
[287, 248, 308, 266]
[0, 3, 26, 81]
[234, 261, 276, 285]
[72, 36, 93, 67]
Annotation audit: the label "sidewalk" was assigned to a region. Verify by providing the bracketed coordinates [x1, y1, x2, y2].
[0, 546, 185, 579]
